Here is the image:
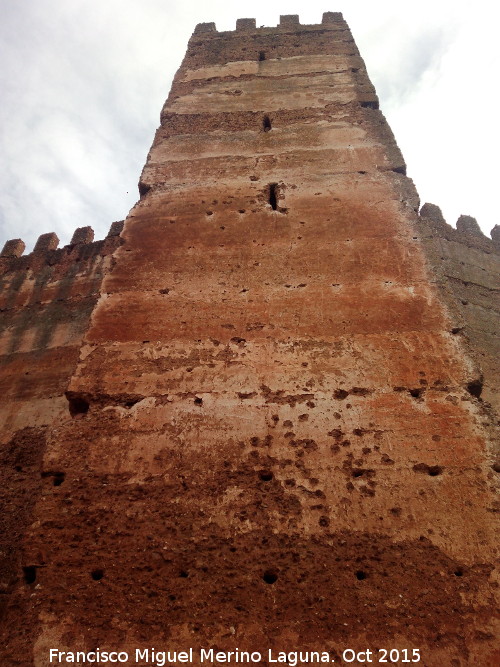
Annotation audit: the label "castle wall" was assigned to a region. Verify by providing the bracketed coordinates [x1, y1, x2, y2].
[0, 224, 122, 631]
[0, 13, 498, 667]
[418, 204, 500, 416]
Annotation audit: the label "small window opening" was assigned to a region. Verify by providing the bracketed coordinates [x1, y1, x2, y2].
[23, 566, 37, 584]
[355, 570, 367, 580]
[179, 569, 189, 578]
[259, 51, 266, 61]
[263, 115, 272, 132]
[269, 183, 278, 210]
[259, 471, 273, 482]
[91, 569, 104, 581]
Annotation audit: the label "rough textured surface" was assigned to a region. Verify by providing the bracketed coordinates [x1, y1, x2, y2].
[418, 203, 500, 416]
[0, 224, 123, 636]
[0, 13, 499, 667]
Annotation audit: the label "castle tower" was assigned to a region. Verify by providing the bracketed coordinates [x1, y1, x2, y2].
[1, 13, 499, 667]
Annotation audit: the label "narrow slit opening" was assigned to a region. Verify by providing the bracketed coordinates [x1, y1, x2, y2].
[269, 184, 278, 210]
[258, 51, 266, 61]
[23, 566, 37, 585]
[263, 115, 272, 132]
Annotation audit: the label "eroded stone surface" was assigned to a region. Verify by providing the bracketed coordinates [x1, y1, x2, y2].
[0, 15, 498, 667]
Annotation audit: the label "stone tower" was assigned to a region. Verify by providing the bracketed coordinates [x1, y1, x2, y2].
[1, 12, 499, 667]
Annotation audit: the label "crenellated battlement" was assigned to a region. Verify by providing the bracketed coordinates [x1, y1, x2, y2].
[0, 221, 124, 275]
[193, 12, 345, 35]
[419, 203, 500, 253]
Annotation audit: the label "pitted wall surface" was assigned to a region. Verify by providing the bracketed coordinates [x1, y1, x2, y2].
[0, 225, 122, 632]
[0, 13, 498, 667]
[418, 204, 500, 416]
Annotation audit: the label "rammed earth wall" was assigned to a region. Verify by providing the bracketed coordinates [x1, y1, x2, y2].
[0, 13, 498, 667]
[0, 223, 122, 633]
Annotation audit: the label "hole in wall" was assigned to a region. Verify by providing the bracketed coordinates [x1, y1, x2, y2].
[409, 388, 424, 399]
[466, 378, 483, 399]
[259, 471, 273, 482]
[263, 115, 272, 132]
[454, 569, 463, 577]
[42, 471, 66, 486]
[138, 181, 151, 197]
[491, 463, 500, 473]
[268, 183, 278, 210]
[263, 570, 278, 584]
[53, 472, 65, 486]
[355, 570, 367, 580]
[23, 566, 37, 585]
[334, 389, 349, 400]
[91, 569, 104, 581]
[67, 394, 90, 418]
[194, 397, 203, 406]
[413, 463, 444, 477]
[179, 570, 189, 578]
[258, 51, 266, 61]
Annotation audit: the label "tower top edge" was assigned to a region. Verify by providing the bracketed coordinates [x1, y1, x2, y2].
[194, 12, 345, 35]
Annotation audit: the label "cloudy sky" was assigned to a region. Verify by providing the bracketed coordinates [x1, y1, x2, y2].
[0, 0, 497, 251]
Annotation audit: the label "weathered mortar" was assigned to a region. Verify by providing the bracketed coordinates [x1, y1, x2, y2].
[0, 13, 498, 667]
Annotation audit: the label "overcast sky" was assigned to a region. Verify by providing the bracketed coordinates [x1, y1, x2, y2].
[0, 0, 497, 252]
